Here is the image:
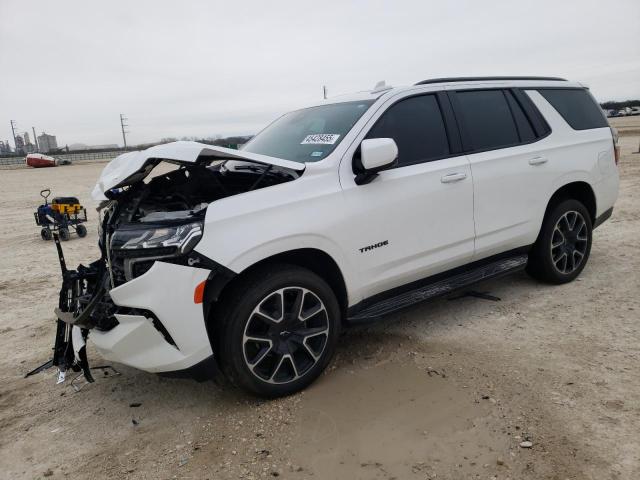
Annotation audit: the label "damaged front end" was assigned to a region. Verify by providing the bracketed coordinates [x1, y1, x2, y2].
[31, 142, 302, 384]
[42, 237, 115, 386]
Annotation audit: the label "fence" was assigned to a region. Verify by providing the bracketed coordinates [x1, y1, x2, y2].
[0, 150, 122, 169]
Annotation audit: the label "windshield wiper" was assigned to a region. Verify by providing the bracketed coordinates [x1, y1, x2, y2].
[248, 165, 273, 191]
[229, 163, 294, 190]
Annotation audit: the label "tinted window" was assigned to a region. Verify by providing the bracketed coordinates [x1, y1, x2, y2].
[455, 90, 519, 151]
[243, 100, 374, 163]
[537, 88, 608, 130]
[366, 95, 449, 166]
[505, 91, 536, 142]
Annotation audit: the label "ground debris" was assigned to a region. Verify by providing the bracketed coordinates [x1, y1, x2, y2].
[426, 367, 446, 378]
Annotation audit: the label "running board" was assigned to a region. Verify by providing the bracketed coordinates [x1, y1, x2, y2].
[347, 254, 528, 323]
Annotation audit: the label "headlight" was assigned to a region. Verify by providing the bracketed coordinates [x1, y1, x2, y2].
[111, 221, 203, 254]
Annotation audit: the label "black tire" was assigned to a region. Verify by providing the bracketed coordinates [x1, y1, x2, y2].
[76, 224, 87, 238]
[527, 199, 592, 284]
[59, 228, 70, 241]
[215, 264, 341, 397]
[40, 228, 52, 241]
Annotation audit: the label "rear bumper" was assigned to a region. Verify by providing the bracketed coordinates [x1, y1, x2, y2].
[90, 261, 212, 373]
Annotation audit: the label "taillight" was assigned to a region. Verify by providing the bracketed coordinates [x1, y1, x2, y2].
[611, 127, 620, 166]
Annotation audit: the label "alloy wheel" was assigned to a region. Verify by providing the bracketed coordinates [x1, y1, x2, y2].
[242, 287, 330, 384]
[550, 210, 588, 275]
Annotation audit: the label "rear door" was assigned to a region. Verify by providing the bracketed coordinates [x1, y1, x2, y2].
[448, 88, 552, 260]
[338, 91, 475, 301]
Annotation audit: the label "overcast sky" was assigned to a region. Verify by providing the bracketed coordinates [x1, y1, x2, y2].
[1, 0, 639, 148]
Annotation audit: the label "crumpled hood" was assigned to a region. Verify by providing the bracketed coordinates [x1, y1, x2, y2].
[92, 141, 305, 200]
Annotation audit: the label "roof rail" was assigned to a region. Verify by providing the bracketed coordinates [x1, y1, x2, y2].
[415, 76, 567, 85]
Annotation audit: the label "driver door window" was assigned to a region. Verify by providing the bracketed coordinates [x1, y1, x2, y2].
[366, 94, 450, 166]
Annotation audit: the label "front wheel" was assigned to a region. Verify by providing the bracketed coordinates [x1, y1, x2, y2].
[527, 199, 592, 284]
[216, 264, 341, 397]
[76, 224, 87, 237]
[59, 228, 70, 241]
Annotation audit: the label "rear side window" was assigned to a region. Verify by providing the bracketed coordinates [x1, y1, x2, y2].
[537, 88, 608, 130]
[366, 94, 450, 166]
[454, 90, 519, 151]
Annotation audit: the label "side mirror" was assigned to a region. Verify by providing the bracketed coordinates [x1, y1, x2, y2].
[354, 138, 398, 185]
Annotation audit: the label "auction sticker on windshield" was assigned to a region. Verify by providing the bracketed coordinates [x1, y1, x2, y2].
[301, 134, 340, 145]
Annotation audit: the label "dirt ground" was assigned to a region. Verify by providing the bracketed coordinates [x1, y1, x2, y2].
[1, 135, 639, 480]
[610, 114, 640, 137]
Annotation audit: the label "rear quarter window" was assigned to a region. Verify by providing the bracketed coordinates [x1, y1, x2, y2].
[537, 88, 608, 130]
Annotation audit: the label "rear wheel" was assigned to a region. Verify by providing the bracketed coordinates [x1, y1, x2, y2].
[216, 264, 340, 397]
[76, 224, 87, 237]
[527, 199, 592, 284]
[59, 228, 70, 241]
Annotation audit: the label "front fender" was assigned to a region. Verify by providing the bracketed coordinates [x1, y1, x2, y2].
[196, 232, 357, 305]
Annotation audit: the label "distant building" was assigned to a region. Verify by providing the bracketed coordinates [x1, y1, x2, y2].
[0, 140, 12, 154]
[38, 133, 58, 153]
[15, 135, 25, 154]
[21, 132, 37, 153]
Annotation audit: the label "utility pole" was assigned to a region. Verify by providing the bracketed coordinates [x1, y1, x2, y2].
[10, 120, 18, 152]
[322, 85, 327, 100]
[32, 127, 39, 152]
[120, 113, 129, 149]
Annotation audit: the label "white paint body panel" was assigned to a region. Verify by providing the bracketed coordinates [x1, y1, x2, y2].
[91, 261, 211, 372]
[338, 156, 474, 300]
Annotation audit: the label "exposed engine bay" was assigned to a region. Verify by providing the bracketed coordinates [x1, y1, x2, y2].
[28, 154, 300, 385]
[101, 160, 297, 286]
[114, 161, 297, 224]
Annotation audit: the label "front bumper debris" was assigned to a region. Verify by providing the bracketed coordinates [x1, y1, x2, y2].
[26, 234, 111, 385]
[30, 236, 214, 382]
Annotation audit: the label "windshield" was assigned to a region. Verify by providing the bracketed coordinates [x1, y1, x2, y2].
[242, 100, 375, 163]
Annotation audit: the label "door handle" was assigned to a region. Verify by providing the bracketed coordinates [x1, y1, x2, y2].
[528, 156, 548, 166]
[441, 172, 467, 183]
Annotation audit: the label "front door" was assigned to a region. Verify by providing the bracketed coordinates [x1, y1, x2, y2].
[338, 93, 475, 302]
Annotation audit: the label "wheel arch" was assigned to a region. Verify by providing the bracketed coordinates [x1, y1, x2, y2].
[206, 248, 349, 324]
[544, 181, 597, 224]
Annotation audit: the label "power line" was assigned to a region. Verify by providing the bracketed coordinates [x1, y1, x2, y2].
[120, 113, 129, 149]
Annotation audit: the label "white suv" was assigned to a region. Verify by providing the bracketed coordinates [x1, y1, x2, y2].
[53, 76, 619, 397]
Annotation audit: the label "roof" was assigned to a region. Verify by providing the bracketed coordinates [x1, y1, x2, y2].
[299, 76, 579, 109]
[415, 76, 567, 85]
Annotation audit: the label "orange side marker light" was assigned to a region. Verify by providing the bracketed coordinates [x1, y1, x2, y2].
[194, 280, 206, 304]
